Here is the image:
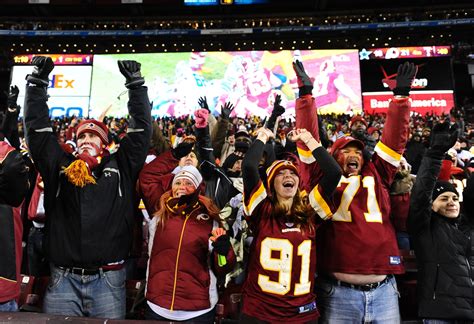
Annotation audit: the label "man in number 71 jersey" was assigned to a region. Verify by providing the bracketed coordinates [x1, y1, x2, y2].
[294, 60, 417, 323]
[241, 126, 342, 324]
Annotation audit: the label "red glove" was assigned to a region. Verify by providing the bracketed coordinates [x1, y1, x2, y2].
[194, 109, 209, 128]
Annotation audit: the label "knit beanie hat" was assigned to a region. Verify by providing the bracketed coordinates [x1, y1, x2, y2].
[172, 165, 202, 189]
[222, 153, 242, 171]
[266, 160, 299, 189]
[432, 181, 458, 201]
[76, 120, 109, 145]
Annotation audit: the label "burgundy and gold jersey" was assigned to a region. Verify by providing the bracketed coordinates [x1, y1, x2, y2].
[243, 199, 318, 323]
[295, 95, 410, 275]
[241, 180, 334, 323]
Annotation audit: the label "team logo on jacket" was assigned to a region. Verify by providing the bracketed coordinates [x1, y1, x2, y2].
[285, 222, 294, 228]
[196, 214, 210, 221]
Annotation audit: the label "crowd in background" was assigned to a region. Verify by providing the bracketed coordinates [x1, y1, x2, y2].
[0, 56, 474, 323]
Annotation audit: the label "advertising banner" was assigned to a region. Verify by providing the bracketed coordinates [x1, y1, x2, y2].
[11, 65, 92, 117]
[362, 90, 455, 115]
[359, 49, 454, 115]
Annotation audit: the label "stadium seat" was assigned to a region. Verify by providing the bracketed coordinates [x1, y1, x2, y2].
[400, 249, 418, 273]
[125, 279, 146, 319]
[18, 275, 35, 309]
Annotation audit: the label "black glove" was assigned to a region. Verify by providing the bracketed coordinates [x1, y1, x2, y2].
[26, 56, 54, 87]
[117, 60, 144, 89]
[198, 96, 210, 112]
[172, 140, 194, 160]
[266, 94, 285, 130]
[426, 121, 459, 158]
[292, 60, 313, 97]
[221, 102, 234, 120]
[393, 62, 417, 96]
[7, 86, 19, 108]
[212, 235, 231, 256]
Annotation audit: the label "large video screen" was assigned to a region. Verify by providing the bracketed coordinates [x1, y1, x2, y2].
[359, 46, 454, 115]
[90, 50, 362, 118]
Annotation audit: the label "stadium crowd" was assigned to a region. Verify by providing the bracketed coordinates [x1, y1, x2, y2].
[0, 56, 474, 323]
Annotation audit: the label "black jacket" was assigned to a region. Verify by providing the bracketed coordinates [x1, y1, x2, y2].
[407, 154, 474, 320]
[195, 125, 239, 209]
[24, 85, 151, 268]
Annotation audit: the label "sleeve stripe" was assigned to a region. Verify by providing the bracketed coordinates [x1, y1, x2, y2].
[308, 184, 333, 220]
[374, 141, 402, 167]
[35, 127, 53, 132]
[297, 146, 316, 164]
[243, 182, 267, 216]
[127, 128, 145, 133]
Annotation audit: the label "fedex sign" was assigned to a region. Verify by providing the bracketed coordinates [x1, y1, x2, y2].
[11, 65, 92, 97]
[50, 74, 75, 89]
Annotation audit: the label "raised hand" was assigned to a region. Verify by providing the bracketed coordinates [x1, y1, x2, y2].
[198, 96, 210, 112]
[221, 102, 234, 120]
[26, 56, 54, 87]
[266, 94, 286, 130]
[255, 127, 275, 143]
[194, 108, 209, 129]
[427, 121, 459, 158]
[393, 62, 417, 96]
[287, 128, 321, 150]
[117, 60, 144, 89]
[7, 85, 19, 108]
[292, 60, 313, 88]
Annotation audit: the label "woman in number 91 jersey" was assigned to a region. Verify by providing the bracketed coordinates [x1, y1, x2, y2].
[240, 127, 342, 324]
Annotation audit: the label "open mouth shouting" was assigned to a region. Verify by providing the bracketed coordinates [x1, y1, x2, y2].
[344, 157, 361, 176]
[282, 179, 296, 189]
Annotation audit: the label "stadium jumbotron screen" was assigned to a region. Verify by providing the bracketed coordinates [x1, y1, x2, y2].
[89, 50, 362, 119]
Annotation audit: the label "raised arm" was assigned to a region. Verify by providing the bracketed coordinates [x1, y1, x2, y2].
[115, 60, 152, 178]
[373, 62, 417, 186]
[289, 129, 342, 219]
[407, 122, 459, 235]
[242, 127, 274, 215]
[23, 56, 65, 177]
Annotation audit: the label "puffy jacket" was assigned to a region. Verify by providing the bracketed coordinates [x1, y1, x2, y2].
[24, 85, 151, 268]
[146, 197, 236, 311]
[408, 154, 474, 320]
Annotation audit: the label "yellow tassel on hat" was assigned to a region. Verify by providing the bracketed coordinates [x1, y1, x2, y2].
[63, 160, 96, 187]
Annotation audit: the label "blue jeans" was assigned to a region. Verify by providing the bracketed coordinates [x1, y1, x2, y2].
[315, 275, 400, 323]
[0, 300, 18, 312]
[396, 231, 411, 250]
[27, 227, 49, 277]
[43, 265, 126, 319]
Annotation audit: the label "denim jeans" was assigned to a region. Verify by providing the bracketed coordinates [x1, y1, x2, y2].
[43, 265, 126, 319]
[315, 275, 400, 323]
[27, 227, 49, 277]
[0, 300, 18, 312]
[396, 231, 411, 250]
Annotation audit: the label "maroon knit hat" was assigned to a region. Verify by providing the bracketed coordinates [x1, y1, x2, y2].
[349, 115, 368, 129]
[76, 120, 109, 145]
